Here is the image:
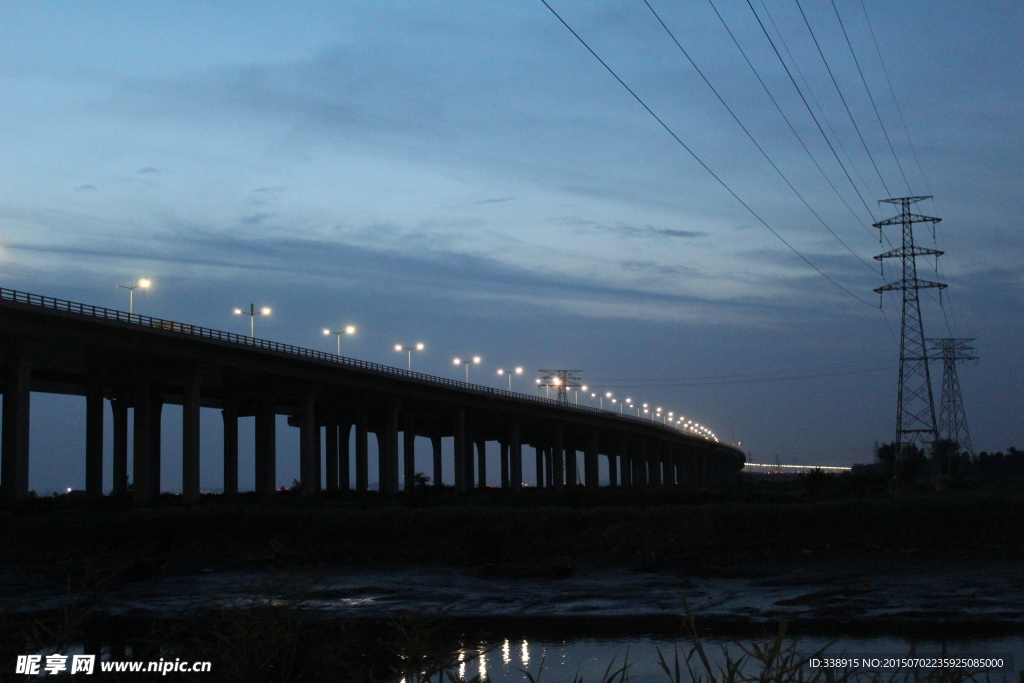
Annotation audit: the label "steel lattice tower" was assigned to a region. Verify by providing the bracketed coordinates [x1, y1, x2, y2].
[537, 370, 584, 403]
[928, 338, 977, 456]
[873, 196, 946, 470]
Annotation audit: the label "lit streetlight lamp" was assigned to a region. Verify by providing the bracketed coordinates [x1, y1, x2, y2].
[573, 384, 588, 405]
[117, 278, 150, 315]
[234, 303, 271, 339]
[453, 355, 481, 382]
[497, 366, 524, 391]
[324, 325, 356, 355]
[395, 342, 425, 371]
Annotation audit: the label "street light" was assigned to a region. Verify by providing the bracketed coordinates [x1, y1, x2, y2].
[117, 278, 150, 315]
[324, 325, 356, 355]
[573, 384, 588, 405]
[234, 303, 271, 338]
[600, 391, 612, 410]
[395, 342, 425, 371]
[453, 355, 481, 382]
[497, 366, 523, 391]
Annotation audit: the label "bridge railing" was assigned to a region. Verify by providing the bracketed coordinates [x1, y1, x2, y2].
[0, 287, 719, 442]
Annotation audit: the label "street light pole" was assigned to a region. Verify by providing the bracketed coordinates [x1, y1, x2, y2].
[395, 343, 425, 371]
[497, 366, 523, 391]
[324, 325, 356, 355]
[234, 303, 271, 339]
[453, 356, 480, 382]
[116, 278, 150, 315]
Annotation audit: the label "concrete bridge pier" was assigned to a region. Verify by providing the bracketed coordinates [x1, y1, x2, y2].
[430, 435, 442, 488]
[255, 394, 276, 496]
[1, 343, 31, 503]
[633, 440, 648, 486]
[565, 447, 577, 486]
[324, 417, 339, 492]
[499, 440, 509, 489]
[534, 445, 544, 488]
[181, 369, 202, 503]
[132, 381, 154, 504]
[85, 380, 104, 498]
[453, 409, 467, 492]
[509, 418, 522, 491]
[584, 431, 599, 489]
[355, 412, 368, 491]
[619, 438, 632, 487]
[339, 423, 351, 491]
[403, 415, 416, 491]
[222, 397, 239, 496]
[298, 390, 316, 497]
[475, 436, 487, 489]
[661, 444, 674, 485]
[111, 397, 129, 495]
[553, 427, 565, 490]
[381, 400, 401, 494]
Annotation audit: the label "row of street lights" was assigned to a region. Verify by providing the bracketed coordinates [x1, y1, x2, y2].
[117, 280, 717, 441]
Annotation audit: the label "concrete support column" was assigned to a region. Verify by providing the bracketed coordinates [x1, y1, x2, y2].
[620, 438, 632, 487]
[1, 345, 32, 504]
[699, 451, 708, 486]
[255, 393, 276, 497]
[313, 421, 322, 493]
[381, 400, 400, 494]
[85, 381, 104, 498]
[554, 426, 566, 490]
[221, 397, 239, 496]
[181, 369, 201, 503]
[111, 397, 129, 496]
[476, 436, 487, 489]
[132, 381, 153, 504]
[509, 418, 522, 491]
[534, 445, 544, 488]
[403, 415, 416, 492]
[149, 395, 163, 499]
[634, 440, 648, 487]
[430, 435, 442, 488]
[648, 441, 662, 486]
[325, 420, 339, 492]
[339, 423, 352, 491]
[607, 453, 618, 487]
[453, 409, 467, 492]
[545, 445, 554, 488]
[499, 441, 509, 489]
[661, 445, 674, 485]
[298, 389, 316, 497]
[585, 431, 600, 489]
[566, 448, 578, 486]
[355, 411, 368, 492]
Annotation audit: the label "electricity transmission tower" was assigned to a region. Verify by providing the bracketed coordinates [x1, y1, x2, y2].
[873, 196, 946, 474]
[928, 338, 977, 456]
[537, 370, 584, 403]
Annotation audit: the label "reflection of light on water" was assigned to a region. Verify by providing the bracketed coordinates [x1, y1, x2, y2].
[521, 640, 530, 667]
[458, 649, 466, 680]
[478, 649, 487, 679]
[502, 639, 511, 665]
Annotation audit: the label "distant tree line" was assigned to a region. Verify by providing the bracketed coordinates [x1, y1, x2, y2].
[874, 440, 1024, 486]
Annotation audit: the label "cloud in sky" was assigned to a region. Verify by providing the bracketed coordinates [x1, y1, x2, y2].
[0, 0, 1021, 492]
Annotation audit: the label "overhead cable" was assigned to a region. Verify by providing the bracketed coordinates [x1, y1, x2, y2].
[537, 0, 874, 306]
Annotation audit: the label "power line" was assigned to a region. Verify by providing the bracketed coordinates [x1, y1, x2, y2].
[858, 0, 932, 197]
[828, 0, 912, 194]
[743, 0, 879, 230]
[706, 0, 874, 234]
[641, 0, 874, 271]
[591, 363, 895, 388]
[792, 0, 893, 198]
[537, 0, 874, 306]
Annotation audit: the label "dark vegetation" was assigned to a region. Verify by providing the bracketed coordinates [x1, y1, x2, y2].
[1, 468, 1022, 569]
[2, 470, 1022, 681]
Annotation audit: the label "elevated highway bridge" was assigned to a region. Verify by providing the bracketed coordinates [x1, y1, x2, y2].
[0, 288, 745, 504]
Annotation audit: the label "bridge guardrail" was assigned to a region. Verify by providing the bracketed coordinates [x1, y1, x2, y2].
[0, 287, 719, 443]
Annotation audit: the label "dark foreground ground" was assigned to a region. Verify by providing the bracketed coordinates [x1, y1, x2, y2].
[1, 475, 1023, 681]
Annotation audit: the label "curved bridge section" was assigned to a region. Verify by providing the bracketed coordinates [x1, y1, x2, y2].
[0, 288, 745, 503]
